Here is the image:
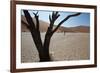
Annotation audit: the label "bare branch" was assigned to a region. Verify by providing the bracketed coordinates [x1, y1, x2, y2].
[23, 10, 36, 30]
[51, 11, 60, 21]
[49, 15, 52, 22]
[52, 13, 81, 33]
[48, 11, 60, 31]
[33, 11, 39, 30]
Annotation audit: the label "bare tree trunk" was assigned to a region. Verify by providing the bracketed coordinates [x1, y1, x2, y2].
[39, 33, 52, 62]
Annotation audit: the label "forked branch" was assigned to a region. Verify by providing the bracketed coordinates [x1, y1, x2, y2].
[48, 11, 60, 32]
[33, 12, 39, 30]
[23, 10, 36, 30]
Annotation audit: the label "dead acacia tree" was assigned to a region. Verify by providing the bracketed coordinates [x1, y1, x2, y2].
[22, 10, 81, 62]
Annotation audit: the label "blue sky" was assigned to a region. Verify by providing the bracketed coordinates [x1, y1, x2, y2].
[22, 10, 90, 27]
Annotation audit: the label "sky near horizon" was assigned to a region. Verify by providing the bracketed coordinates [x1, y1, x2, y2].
[22, 10, 90, 27]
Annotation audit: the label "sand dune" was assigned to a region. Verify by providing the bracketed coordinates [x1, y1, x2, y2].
[21, 15, 49, 32]
[21, 15, 89, 33]
[21, 32, 90, 63]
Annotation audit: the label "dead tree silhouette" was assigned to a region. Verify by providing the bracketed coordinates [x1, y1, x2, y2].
[22, 10, 81, 62]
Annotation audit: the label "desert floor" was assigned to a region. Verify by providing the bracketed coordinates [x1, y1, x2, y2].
[21, 32, 90, 63]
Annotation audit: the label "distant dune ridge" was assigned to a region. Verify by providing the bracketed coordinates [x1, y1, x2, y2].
[58, 26, 90, 33]
[21, 15, 49, 32]
[21, 15, 90, 33]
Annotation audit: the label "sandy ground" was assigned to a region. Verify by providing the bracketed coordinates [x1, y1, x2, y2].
[21, 32, 90, 63]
